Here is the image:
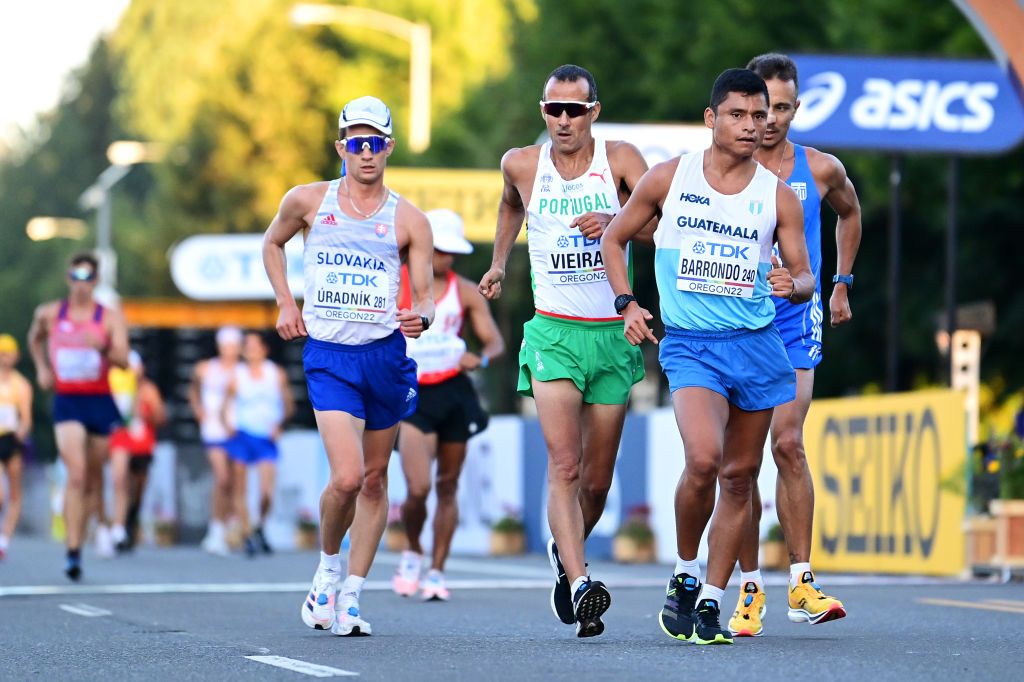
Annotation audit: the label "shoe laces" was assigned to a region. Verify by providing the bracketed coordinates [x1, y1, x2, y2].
[696, 600, 722, 629]
[666, 574, 699, 609]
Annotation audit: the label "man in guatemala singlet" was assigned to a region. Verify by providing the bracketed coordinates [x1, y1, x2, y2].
[263, 96, 435, 637]
[725, 52, 862, 637]
[602, 68, 815, 646]
[28, 252, 129, 580]
[478, 64, 655, 638]
[392, 209, 505, 602]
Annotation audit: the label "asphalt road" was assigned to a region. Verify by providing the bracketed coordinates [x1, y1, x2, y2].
[1, 537, 1022, 681]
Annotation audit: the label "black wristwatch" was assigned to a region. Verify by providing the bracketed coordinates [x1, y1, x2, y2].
[614, 294, 637, 314]
[420, 315, 431, 331]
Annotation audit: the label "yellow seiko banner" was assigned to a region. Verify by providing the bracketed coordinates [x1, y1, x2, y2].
[805, 389, 967, 575]
[387, 168, 518, 244]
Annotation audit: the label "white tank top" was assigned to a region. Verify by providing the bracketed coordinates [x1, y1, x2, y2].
[303, 178, 401, 345]
[0, 374, 21, 435]
[199, 358, 233, 442]
[405, 271, 466, 385]
[525, 139, 625, 321]
[234, 360, 284, 438]
[653, 151, 779, 331]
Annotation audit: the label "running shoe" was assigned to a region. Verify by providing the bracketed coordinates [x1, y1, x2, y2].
[201, 533, 230, 557]
[253, 527, 273, 555]
[728, 581, 767, 637]
[658, 572, 700, 642]
[787, 571, 846, 624]
[692, 598, 733, 645]
[572, 579, 611, 638]
[392, 550, 422, 597]
[420, 570, 450, 602]
[244, 534, 258, 558]
[300, 568, 340, 630]
[333, 599, 372, 636]
[95, 525, 115, 559]
[546, 539, 575, 625]
[65, 552, 82, 582]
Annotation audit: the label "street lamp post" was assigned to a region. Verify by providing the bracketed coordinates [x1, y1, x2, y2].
[290, 3, 432, 153]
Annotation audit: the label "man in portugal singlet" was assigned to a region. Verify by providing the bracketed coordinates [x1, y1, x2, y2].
[479, 64, 653, 638]
[603, 69, 815, 646]
[263, 96, 434, 637]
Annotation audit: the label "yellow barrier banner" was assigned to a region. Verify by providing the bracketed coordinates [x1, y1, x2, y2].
[387, 168, 519, 244]
[805, 390, 967, 575]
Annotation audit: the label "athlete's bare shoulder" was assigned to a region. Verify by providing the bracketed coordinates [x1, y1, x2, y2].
[501, 145, 541, 180]
[33, 300, 61, 322]
[395, 194, 430, 226]
[802, 145, 847, 186]
[605, 139, 645, 164]
[283, 180, 332, 211]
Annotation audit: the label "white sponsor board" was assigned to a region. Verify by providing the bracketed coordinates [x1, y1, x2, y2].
[170, 233, 305, 301]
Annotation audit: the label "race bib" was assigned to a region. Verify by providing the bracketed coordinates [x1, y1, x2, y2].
[676, 232, 758, 298]
[0, 404, 17, 431]
[311, 251, 390, 324]
[55, 348, 102, 382]
[407, 334, 467, 375]
[547, 232, 607, 286]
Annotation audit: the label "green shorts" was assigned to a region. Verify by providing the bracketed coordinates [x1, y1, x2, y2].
[517, 313, 645, 405]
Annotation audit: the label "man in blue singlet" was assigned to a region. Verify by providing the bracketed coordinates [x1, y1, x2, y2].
[263, 96, 435, 637]
[602, 68, 815, 645]
[726, 53, 863, 638]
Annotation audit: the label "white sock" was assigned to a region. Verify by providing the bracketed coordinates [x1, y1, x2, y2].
[0, 534, 8, 550]
[739, 569, 764, 591]
[111, 525, 127, 543]
[319, 551, 341, 574]
[209, 520, 225, 537]
[790, 562, 812, 587]
[570, 575, 588, 594]
[674, 555, 702, 581]
[341, 575, 366, 602]
[697, 584, 725, 606]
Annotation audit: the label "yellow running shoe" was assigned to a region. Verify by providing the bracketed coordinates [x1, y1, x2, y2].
[787, 571, 847, 624]
[728, 581, 766, 637]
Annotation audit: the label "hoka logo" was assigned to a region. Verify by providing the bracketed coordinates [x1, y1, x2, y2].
[680, 193, 710, 205]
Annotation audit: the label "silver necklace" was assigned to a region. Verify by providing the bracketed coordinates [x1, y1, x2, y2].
[344, 177, 389, 218]
[775, 141, 791, 177]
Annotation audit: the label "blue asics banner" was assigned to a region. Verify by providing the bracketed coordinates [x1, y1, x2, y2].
[789, 54, 1024, 154]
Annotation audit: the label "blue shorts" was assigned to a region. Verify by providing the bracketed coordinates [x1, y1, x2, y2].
[659, 325, 796, 411]
[226, 431, 278, 464]
[303, 331, 419, 431]
[53, 393, 123, 436]
[773, 291, 823, 370]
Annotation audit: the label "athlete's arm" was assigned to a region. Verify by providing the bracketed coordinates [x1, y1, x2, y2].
[188, 361, 207, 422]
[264, 185, 315, 341]
[27, 302, 54, 391]
[817, 152, 862, 327]
[603, 162, 675, 346]
[457, 276, 505, 371]
[479, 148, 529, 300]
[609, 141, 660, 245]
[220, 378, 237, 436]
[396, 201, 435, 338]
[771, 181, 814, 304]
[15, 373, 32, 443]
[103, 306, 130, 369]
[142, 381, 167, 429]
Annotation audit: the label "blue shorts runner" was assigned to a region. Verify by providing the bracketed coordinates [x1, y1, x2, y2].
[53, 393, 123, 436]
[226, 431, 278, 464]
[659, 325, 796, 411]
[773, 290, 823, 370]
[303, 330, 419, 430]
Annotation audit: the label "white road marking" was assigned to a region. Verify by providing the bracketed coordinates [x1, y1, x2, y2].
[59, 603, 112, 617]
[245, 655, 358, 677]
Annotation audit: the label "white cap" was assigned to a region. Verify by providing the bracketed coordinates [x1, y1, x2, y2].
[339, 96, 393, 135]
[216, 326, 243, 346]
[428, 209, 473, 255]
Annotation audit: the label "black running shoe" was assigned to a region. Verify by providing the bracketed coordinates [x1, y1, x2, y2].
[572, 579, 611, 638]
[692, 598, 733, 645]
[658, 572, 700, 641]
[254, 527, 273, 555]
[546, 539, 575, 625]
[65, 552, 82, 582]
[244, 535, 258, 558]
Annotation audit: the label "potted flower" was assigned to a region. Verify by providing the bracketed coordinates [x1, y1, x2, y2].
[295, 509, 320, 551]
[612, 504, 656, 563]
[384, 503, 407, 552]
[761, 523, 786, 570]
[490, 506, 526, 555]
[991, 433, 1024, 569]
[964, 444, 998, 569]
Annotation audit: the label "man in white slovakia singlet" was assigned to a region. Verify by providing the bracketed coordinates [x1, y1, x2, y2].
[392, 209, 505, 601]
[602, 69, 814, 646]
[479, 64, 655, 638]
[263, 96, 434, 637]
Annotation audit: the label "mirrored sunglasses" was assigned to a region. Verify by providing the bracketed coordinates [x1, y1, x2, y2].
[68, 266, 97, 282]
[341, 135, 391, 154]
[539, 100, 597, 118]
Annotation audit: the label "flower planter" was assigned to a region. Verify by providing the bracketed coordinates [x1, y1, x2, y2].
[761, 540, 787, 571]
[154, 524, 177, 547]
[612, 535, 656, 563]
[384, 525, 407, 552]
[963, 515, 997, 567]
[295, 526, 320, 551]
[990, 499, 1024, 567]
[489, 529, 525, 556]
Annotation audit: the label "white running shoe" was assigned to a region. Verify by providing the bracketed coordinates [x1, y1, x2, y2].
[201, 523, 230, 556]
[301, 568, 340, 630]
[420, 570, 450, 602]
[392, 550, 422, 597]
[95, 525, 116, 559]
[332, 598, 372, 636]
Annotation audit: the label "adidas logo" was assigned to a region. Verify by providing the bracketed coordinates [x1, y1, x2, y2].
[321, 213, 338, 225]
